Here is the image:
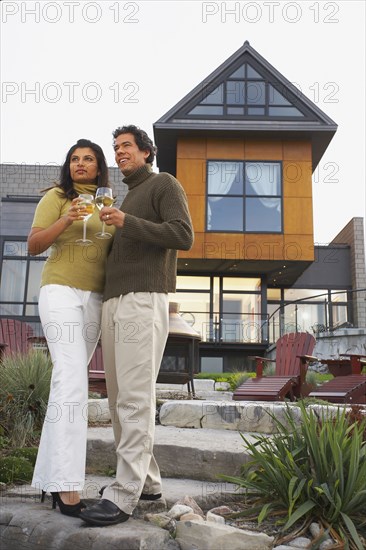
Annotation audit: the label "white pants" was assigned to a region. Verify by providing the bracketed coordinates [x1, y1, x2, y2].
[101, 292, 169, 514]
[31, 284, 102, 492]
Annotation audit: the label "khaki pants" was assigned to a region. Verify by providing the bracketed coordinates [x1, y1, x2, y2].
[101, 292, 169, 514]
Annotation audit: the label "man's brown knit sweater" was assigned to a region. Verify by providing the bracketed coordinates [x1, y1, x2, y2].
[103, 164, 194, 300]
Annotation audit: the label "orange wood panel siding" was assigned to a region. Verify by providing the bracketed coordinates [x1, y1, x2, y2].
[244, 140, 283, 160]
[206, 138, 245, 159]
[176, 137, 314, 262]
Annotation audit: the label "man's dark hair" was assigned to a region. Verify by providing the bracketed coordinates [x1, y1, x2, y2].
[112, 125, 157, 164]
[59, 139, 110, 199]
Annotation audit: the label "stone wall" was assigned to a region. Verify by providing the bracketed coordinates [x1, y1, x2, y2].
[0, 163, 126, 202]
[331, 217, 366, 328]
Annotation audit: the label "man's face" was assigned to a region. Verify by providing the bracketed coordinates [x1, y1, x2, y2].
[113, 133, 149, 176]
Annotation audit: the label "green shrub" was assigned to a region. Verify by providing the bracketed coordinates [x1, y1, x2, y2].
[0, 456, 34, 484]
[0, 350, 52, 448]
[194, 372, 232, 381]
[220, 402, 366, 549]
[11, 447, 38, 466]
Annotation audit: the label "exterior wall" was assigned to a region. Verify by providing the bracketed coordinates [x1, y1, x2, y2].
[176, 137, 314, 263]
[293, 245, 351, 288]
[331, 218, 366, 328]
[0, 163, 124, 200]
[0, 164, 126, 237]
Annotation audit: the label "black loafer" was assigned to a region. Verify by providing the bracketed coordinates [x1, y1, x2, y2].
[79, 499, 129, 526]
[99, 486, 162, 501]
[139, 492, 162, 501]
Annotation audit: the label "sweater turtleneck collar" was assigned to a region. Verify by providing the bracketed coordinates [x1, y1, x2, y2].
[123, 163, 153, 189]
[73, 182, 98, 196]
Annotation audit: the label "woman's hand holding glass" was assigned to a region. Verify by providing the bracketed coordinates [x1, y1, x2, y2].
[75, 193, 95, 245]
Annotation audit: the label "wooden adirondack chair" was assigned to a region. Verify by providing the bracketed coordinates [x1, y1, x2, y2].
[233, 332, 317, 401]
[88, 341, 107, 396]
[309, 354, 366, 404]
[0, 318, 34, 357]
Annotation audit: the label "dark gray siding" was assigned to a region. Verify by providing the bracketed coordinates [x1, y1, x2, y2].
[293, 246, 351, 288]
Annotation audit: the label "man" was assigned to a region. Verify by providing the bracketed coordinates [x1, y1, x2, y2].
[80, 125, 193, 526]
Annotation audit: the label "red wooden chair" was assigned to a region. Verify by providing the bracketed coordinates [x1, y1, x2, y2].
[309, 354, 366, 404]
[0, 318, 34, 357]
[88, 341, 107, 396]
[308, 375, 366, 404]
[233, 332, 317, 401]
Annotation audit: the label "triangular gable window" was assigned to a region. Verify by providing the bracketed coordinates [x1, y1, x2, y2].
[187, 61, 304, 119]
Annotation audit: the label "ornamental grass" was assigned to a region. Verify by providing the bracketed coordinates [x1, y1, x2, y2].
[0, 350, 52, 448]
[221, 402, 366, 550]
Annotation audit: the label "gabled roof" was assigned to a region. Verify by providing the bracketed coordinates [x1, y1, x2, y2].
[154, 41, 337, 174]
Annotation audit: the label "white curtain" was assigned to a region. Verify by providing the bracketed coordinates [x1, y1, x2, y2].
[246, 163, 281, 211]
[207, 162, 239, 229]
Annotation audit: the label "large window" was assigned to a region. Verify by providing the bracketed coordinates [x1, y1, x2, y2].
[186, 62, 305, 119]
[207, 161, 282, 233]
[267, 288, 350, 341]
[0, 239, 47, 318]
[170, 275, 264, 344]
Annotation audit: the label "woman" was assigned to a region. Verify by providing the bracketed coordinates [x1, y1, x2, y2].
[28, 139, 115, 517]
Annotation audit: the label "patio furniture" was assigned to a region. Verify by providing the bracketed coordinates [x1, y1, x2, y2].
[233, 332, 317, 401]
[308, 375, 366, 404]
[88, 303, 201, 396]
[309, 354, 366, 404]
[0, 318, 34, 356]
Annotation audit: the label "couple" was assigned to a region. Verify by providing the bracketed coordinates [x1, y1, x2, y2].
[28, 125, 194, 526]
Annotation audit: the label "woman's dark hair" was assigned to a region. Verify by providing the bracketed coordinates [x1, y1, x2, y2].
[59, 139, 110, 200]
[112, 125, 157, 164]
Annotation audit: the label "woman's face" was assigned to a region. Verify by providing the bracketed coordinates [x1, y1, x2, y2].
[69, 147, 99, 183]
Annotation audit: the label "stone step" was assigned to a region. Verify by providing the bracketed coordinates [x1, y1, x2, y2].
[5, 475, 241, 513]
[1, 476, 257, 550]
[159, 399, 301, 433]
[87, 425, 254, 482]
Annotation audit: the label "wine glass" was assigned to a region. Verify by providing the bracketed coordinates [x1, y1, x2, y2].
[75, 193, 95, 245]
[95, 187, 114, 239]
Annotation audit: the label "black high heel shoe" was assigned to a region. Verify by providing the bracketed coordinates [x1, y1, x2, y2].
[41, 490, 86, 517]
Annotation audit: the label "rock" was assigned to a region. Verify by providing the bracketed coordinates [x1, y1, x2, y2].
[289, 537, 312, 547]
[175, 495, 205, 517]
[309, 522, 321, 537]
[144, 513, 177, 535]
[167, 504, 193, 519]
[176, 518, 274, 550]
[159, 401, 304, 434]
[309, 520, 336, 550]
[207, 505, 232, 516]
[215, 382, 230, 391]
[180, 513, 205, 522]
[206, 511, 225, 524]
[133, 497, 166, 519]
[88, 398, 111, 423]
[320, 540, 336, 550]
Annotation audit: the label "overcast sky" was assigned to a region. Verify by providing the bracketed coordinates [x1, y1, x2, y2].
[1, 0, 365, 245]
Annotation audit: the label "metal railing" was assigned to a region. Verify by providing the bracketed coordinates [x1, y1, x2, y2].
[267, 288, 366, 344]
[180, 289, 365, 346]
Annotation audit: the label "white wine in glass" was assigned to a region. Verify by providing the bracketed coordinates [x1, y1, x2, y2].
[75, 193, 95, 245]
[95, 187, 114, 239]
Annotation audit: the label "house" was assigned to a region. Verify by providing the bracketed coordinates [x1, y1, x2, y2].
[1, 42, 365, 372]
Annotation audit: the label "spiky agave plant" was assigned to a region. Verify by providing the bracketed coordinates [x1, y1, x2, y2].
[0, 350, 52, 448]
[220, 402, 366, 550]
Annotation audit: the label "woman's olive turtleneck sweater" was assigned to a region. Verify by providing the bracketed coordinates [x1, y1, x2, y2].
[103, 164, 193, 300]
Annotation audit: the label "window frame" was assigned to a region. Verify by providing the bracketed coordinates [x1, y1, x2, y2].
[0, 236, 47, 320]
[181, 60, 314, 121]
[205, 159, 283, 234]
